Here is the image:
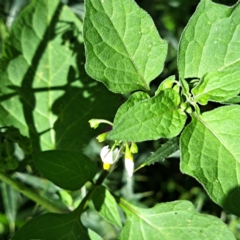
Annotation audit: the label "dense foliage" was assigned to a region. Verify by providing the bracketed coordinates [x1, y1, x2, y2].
[0, 0, 240, 239]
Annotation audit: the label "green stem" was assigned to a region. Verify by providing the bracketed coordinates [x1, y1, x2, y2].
[0, 171, 69, 214]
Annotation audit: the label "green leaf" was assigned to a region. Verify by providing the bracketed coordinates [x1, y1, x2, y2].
[12, 211, 91, 240]
[178, 0, 240, 79]
[119, 199, 235, 240]
[84, 0, 167, 93]
[180, 106, 240, 216]
[0, 0, 119, 152]
[178, 0, 240, 104]
[136, 137, 179, 171]
[53, 81, 120, 151]
[222, 95, 240, 104]
[155, 75, 175, 96]
[192, 66, 240, 105]
[88, 229, 102, 240]
[1, 183, 18, 232]
[92, 185, 122, 228]
[113, 91, 149, 125]
[108, 89, 187, 142]
[0, 0, 82, 150]
[33, 150, 97, 191]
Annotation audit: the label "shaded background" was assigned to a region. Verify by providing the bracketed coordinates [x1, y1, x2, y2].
[0, 0, 240, 239]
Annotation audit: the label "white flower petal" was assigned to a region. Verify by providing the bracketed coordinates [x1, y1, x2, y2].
[100, 146, 112, 163]
[100, 146, 121, 165]
[125, 158, 134, 177]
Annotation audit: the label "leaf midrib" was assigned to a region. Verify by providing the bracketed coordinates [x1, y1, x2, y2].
[193, 112, 239, 187]
[95, 0, 149, 90]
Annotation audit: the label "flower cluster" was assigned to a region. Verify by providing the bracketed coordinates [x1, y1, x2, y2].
[89, 119, 138, 177]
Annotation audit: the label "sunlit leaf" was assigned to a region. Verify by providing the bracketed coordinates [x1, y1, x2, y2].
[119, 199, 235, 240]
[84, 0, 167, 93]
[108, 89, 187, 141]
[178, 0, 240, 104]
[113, 91, 149, 125]
[0, 0, 119, 152]
[180, 106, 240, 216]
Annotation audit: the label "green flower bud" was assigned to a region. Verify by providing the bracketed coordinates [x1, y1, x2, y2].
[89, 119, 100, 129]
[96, 132, 108, 142]
[130, 142, 138, 154]
[88, 119, 113, 129]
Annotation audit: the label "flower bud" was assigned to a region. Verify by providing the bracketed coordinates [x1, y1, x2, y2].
[89, 119, 100, 129]
[125, 144, 134, 177]
[130, 142, 138, 154]
[96, 132, 108, 142]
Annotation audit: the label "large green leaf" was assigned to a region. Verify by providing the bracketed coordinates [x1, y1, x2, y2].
[12, 211, 91, 240]
[178, 0, 240, 103]
[108, 89, 187, 142]
[178, 0, 240, 79]
[119, 199, 235, 240]
[0, 0, 119, 152]
[92, 185, 122, 228]
[33, 150, 97, 191]
[84, 0, 167, 93]
[0, 0, 82, 151]
[180, 105, 240, 216]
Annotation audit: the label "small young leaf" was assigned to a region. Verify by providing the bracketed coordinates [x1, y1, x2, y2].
[33, 150, 97, 191]
[155, 75, 175, 96]
[192, 66, 240, 105]
[12, 211, 90, 240]
[180, 106, 240, 216]
[84, 0, 167, 93]
[92, 185, 122, 228]
[136, 137, 179, 171]
[108, 89, 187, 142]
[113, 91, 149, 125]
[119, 199, 235, 240]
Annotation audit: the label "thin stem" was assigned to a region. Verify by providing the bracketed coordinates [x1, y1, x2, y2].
[0, 171, 69, 214]
[99, 119, 113, 126]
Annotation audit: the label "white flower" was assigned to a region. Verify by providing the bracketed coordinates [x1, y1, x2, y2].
[125, 157, 134, 177]
[124, 144, 134, 177]
[100, 145, 121, 170]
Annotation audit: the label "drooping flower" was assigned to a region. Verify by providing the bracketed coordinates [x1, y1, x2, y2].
[124, 144, 134, 177]
[100, 145, 121, 170]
